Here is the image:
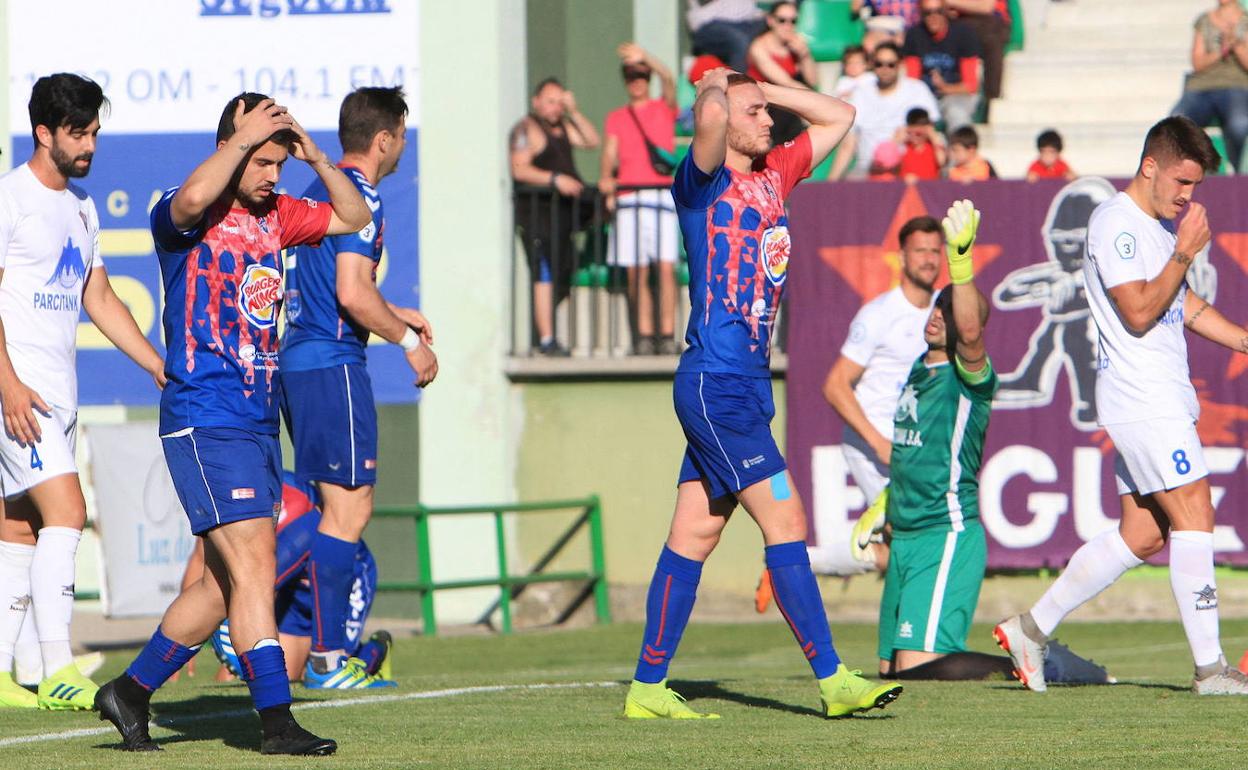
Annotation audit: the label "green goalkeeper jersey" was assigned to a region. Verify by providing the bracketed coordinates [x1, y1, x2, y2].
[887, 355, 998, 536]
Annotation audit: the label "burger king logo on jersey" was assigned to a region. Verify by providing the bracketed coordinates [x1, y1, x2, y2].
[239, 263, 282, 329]
[761, 225, 791, 286]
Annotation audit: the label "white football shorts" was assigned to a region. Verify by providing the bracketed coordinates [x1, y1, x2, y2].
[1106, 417, 1208, 496]
[607, 189, 679, 268]
[0, 404, 78, 499]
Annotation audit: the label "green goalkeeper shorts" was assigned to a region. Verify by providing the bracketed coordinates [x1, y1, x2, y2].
[877, 520, 986, 662]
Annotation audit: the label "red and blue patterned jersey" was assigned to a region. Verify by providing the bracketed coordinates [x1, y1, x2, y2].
[152, 188, 331, 435]
[281, 165, 383, 372]
[674, 131, 811, 377]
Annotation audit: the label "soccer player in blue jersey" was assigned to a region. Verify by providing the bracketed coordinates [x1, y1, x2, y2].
[280, 87, 435, 689]
[623, 68, 904, 720]
[96, 93, 369, 755]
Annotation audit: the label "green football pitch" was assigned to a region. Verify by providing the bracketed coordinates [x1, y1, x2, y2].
[3, 619, 1247, 769]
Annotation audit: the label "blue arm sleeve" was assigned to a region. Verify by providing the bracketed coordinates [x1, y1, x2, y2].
[672, 154, 729, 210]
[149, 188, 205, 252]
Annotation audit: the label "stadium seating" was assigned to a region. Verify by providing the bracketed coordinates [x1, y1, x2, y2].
[797, 0, 863, 63]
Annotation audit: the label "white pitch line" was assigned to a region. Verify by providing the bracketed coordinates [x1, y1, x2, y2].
[0, 680, 622, 749]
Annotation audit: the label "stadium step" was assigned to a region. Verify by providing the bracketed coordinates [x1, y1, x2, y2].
[986, 0, 1209, 177]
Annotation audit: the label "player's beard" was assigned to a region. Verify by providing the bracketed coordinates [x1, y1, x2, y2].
[727, 124, 772, 159]
[50, 141, 92, 179]
[903, 265, 936, 293]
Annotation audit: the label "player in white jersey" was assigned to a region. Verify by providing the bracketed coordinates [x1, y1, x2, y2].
[0, 74, 165, 710]
[755, 217, 939, 611]
[995, 116, 1248, 695]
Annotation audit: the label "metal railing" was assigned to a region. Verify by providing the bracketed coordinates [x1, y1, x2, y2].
[372, 496, 610, 635]
[511, 183, 692, 358]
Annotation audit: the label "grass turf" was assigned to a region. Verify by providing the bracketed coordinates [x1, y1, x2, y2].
[2, 619, 1247, 768]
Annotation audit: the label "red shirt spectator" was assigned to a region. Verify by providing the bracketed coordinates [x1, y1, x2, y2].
[1027, 158, 1073, 180]
[604, 99, 679, 188]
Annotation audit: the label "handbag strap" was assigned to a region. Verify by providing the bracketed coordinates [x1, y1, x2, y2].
[626, 104, 663, 156]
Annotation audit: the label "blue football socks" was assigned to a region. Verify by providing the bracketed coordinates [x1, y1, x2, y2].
[765, 541, 841, 678]
[238, 641, 291, 711]
[308, 532, 358, 656]
[633, 546, 702, 684]
[126, 626, 200, 692]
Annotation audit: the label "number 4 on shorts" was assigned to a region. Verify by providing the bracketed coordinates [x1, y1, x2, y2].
[29, 445, 42, 471]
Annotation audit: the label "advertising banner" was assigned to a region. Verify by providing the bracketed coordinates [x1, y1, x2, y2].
[7, 0, 421, 405]
[88, 422, 193, 617]
[786, 178, 1248, 567]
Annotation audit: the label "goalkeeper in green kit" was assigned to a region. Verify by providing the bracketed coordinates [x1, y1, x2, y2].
[873, 199, 1006, 679]
[862, 200, 1114, 683]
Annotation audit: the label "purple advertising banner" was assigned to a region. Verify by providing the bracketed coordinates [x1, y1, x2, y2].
[786, 178, 1248, 568]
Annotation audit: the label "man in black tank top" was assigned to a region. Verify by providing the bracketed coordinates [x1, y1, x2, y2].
[509, 77, 599, 356]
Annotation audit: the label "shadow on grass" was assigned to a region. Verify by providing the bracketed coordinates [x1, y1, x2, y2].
[90, 692, 271, 754]
[673, 679, 896, 720]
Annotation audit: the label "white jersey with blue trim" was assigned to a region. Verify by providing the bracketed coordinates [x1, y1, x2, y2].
[1083, 191, 1196, 426]
[0, 163, 102, 410]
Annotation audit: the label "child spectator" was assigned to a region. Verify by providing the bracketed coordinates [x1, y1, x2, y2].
[896, 107, 945, 181]
[946, 125, 996, 182]
[833, 45, 871, 100]
[868, 140, 904, 180]
[1026, 129, 1078, 182]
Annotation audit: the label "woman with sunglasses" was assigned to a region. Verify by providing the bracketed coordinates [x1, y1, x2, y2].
[747, 1, 818, 143]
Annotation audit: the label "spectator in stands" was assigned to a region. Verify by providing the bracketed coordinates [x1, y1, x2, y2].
[510, 78, 600, 357]
[903, 0, 983, 132]
[1172, 0, 1248, 174]
[863, 15, 908, 56]
[600, 44, 680, 356]
[831, 42, 941, 179]
[1026, 128, 1077, 181]
[833, 45, 871, 100]
[748, 2, 819, 144]
[945, 0, 1011, 120]
[853, 0, 921, 27]
[687, 0, 766, 73]
[946, 125, 996, 181]
[897, 107, 946, 181]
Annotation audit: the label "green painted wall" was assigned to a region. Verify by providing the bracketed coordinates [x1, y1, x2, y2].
[514, 379, 788, 595]
[526, 0, 636, 183]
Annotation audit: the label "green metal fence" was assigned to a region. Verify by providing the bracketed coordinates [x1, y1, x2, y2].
[372, 496, 610, 635]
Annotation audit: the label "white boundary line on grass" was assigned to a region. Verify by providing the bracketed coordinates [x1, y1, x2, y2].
[0, 680, 622, 749]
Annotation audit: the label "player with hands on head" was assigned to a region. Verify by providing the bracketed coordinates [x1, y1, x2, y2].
[623, 66, 904, 721]
[96, 92, 368, 755]
[995, 115, 1248, 696]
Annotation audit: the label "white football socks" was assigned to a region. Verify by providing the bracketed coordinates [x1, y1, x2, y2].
[14, 613, 41, 685]
[30, 526, 81, 674]
[0, 540, 35, 673]
[1169, 530, 1223, 668]
[1030, 526, 1143, 637]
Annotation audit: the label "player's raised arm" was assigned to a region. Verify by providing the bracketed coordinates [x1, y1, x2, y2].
[82, 266, 166, 390]
[942, 199, 989, 372]
[169, 98, 293, 230]
[758, 82, 855, 174]
[1107, 202, 1209, 333]
[288, 119, 369, 236]
[690, 68, 731, 174]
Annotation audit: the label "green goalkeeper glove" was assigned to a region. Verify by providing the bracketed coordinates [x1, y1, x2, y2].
[942, 198, 981, 285]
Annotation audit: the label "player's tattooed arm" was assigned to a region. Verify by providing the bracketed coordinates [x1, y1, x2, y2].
[1181, 291, 1248, 352]
[1184, 299, 1210, 329]
[1172, 250, 1193, 267]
